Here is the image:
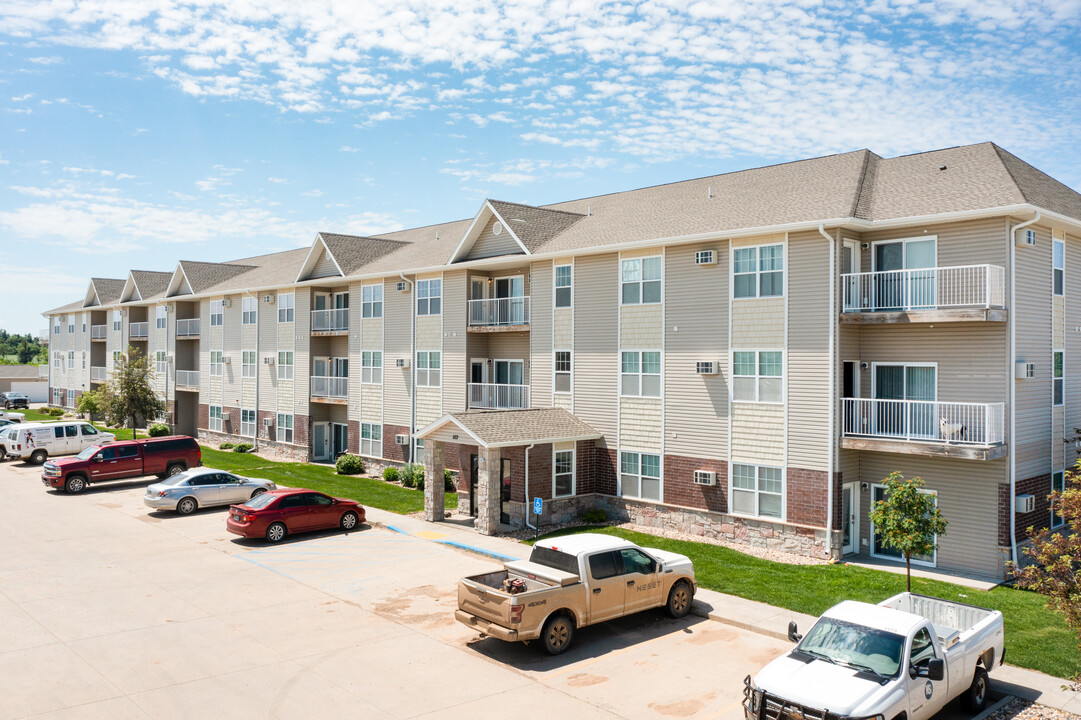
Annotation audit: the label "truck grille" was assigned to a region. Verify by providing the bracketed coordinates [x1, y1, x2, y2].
[762, 695, 832, 720]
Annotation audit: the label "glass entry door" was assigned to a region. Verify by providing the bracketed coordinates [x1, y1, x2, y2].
[872, 484, 936, 565]
[494, 276, 525, 324]
[874, 364, 936, 439]
[494, 360, 523, 385]
[313, 422, 330, 461]
[873, 239, 936, 310]
[841, 483, 859, 555]
[331, 423, 348, 459]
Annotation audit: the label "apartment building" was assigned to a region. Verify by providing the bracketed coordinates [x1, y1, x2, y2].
[45, 142, 1081, 580]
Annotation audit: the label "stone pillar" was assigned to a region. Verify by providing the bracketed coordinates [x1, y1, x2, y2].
[475, 447, 501, 535]
[424, 439, 445, 523]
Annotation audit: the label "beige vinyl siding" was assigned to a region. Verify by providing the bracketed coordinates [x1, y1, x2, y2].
[1013, 221, 1053, 480]
[620, 304, 662, 347]
[732, 298, 784, 347]
[619, 397, 663, 453]
[276, 299, 295, 412]
[466, 214, 525, 260]
[361, 386, 382, 423]
[787, 230, 831, 470]
[416, 387, 441, 426]
[361, 317, 382, 348]
[416, 315, 441, 349]
[839, 448, 859, 481]
[1066, 231, 1081, 469]
[554, 309, 572, 348]
[383, 277, 412, 426]
[860, 218, 1010, 273]
[309, 247, 341, 279]
[443, 269, 467, 413]
[222, 296, 241, 405]
[241, 313, 257, 411]
[201, 300, 216, 400]
[348, 282, 364, 423]
[733, 233, 783, 249]
[574, 253, 618, 443]
[1053, 233, 1065, 471]
[291, 290, 309, 419]
[530, 261, 553, 406]
[621, 246, 663, 260]
[1052, 296, 1065, 347]
[664, 242, 728, 459]
[258, 298, 277, 414]
[731, 404, 784, 466]
[553, 394, 573, 411]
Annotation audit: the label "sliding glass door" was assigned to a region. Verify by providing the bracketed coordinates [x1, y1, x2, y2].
[873, 364, 936, 439]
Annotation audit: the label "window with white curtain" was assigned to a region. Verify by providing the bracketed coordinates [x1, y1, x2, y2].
[731, 463, 783, 519]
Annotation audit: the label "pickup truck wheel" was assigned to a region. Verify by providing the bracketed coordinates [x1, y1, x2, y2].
[666, 580, 693, 618]
[176, 497, 198, 515]
[166, 463, 185, 477]
[340, 511, 359, 531]
[962, 667, 989, 712]
[266, 522, 287, 543]
[65, 475, 87, 494]
[541, 613, 575, 655]
[30, 449, 47, 465]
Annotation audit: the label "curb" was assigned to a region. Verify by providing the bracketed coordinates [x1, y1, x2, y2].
[689, 599, 791, 642]
[970, 695, 1016, 720]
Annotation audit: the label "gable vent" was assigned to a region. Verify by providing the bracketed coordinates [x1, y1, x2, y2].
[492, 221, 502, 235]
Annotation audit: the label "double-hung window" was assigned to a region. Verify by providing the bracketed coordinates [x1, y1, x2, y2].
[1054, 350, 1064, 406]
[733, 244, 784, 298]
[209, 405, 222, 432]
[361, 351, 382, 384]
[731, 463, 783, 519]
[1054, 239, 1065, 296]
[276, 413, 293, 443]
[362, 284, 383, 318]
[555, 265, 573, 308]
[210, 300, 223, 327]
[361, 423, 381, 457]
[554, 351, 572, 393]
[53, 352, 61, 369]
[209, 351, 223, 377]
[416, 351, 441, 387]
[66, 389, 74, 408]
[53, 318, 61, 335]
[242, 350, 256, 378]
[621, 351, 661, 397]
[112, 310, 122, 332]
[554, 448, 575, 497]
[67, 317, 74, 334]
[733, 351, 783, 403]
[82, 314, 87, 332]
[621, 257, 661, 305]
[620, 451, 661, 501]
[156, 306, 167, 329]
[277, 351, 294, 380]
[240, 409, 256, 436]
[417, 279, 441, 316]
[67, 351, 74, 369]
[242, 297, 257, 325]
[1052, 470, 1066, 528]
[81, 352, 86, 369]
[277, 293, 294, 323]
[155, 350, 167, 375]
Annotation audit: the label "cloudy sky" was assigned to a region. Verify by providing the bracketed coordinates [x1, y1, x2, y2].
[1, 0, 1080, 333]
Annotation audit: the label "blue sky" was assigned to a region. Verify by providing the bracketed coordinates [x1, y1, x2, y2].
[1, 0, 1080, 334]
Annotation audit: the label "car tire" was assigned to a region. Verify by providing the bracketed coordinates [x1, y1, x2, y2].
[30, 449, 47, 465]
[541, 613, 575, 655]
[265, 522, 287, 543]
[340, 511, 359, 531]
[962, 667, 989, 712]
[65, 475, 87, 494]
[176, 497, 197, 515]
[250, 488, 266, 500]
[166, 463, 185, 477]
[666, 580, 693, 619]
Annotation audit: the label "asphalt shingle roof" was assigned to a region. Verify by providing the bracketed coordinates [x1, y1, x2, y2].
[317, 233, 411, 275]
[90, 278, 126, 305]
[177, 261, 256, 294]
[128, 270, 172, 301]
[486, 201, 586, 253]
[430, 408, 601, 447]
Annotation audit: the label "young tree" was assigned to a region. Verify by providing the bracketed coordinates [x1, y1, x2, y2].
[99, 347, 165, 436]
[869, 472, 948, 591]
[17, 340, 33, 364]
[75, 389, 102, 420]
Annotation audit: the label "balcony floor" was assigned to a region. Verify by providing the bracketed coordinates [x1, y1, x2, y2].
[840, 435, 1007, 461]
[466, 323, 530, 334]
[840, 308, 1007, 324]
[175, 386, 199, 393]
[310, 329, 349, 337]
[311, 396, 348, 405]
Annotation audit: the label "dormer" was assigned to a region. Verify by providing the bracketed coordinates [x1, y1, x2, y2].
[450, 199, 584, 263]
[295, 232, 410, 282]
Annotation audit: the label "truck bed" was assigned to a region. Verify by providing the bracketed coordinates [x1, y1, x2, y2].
[879, 593, 999, 649]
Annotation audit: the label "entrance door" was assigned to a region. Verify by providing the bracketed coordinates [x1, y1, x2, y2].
[874, 364, 936, 439]
[331, 423, 348, 459]
[873, 238, 936, 310]
[313, 422, 330, 461]
[313, 293, 329, 311]
[872, 484, 936, 566]
[841, 483, 859, 555]
[494, 276, 525, 323]
[499, 458, 511, 525]
[469, 454, 479, 517]
[313, 357, 328, 377]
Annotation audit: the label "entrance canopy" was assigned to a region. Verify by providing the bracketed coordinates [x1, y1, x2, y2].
[415, 407, 601, 448]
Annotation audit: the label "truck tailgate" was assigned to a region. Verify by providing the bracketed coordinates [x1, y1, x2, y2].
[459, 576, 514, 626]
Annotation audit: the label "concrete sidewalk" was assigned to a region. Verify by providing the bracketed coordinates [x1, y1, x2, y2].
[375, 508, 1081, 713]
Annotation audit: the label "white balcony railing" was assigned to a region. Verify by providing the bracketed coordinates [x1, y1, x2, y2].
[311, 308, 349, 332]
[176, 370, 200, 388]
[311, 375, 349, 398]
[468, 383, 530, 409]
[129, 322, 148, 338]
[468, 297, 530, 326]
[176, 318, 200, 337]
[91, 324, 107, 339]
[90, 366, 106, 382]
[38, 329, 49, 344]
[842, 398, 1005, 446]
[841, 265, 1005, 313]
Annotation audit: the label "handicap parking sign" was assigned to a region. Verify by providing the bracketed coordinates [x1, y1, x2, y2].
[533, 497, 542, 515]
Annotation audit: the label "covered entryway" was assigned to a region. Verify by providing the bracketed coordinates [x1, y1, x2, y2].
[415, 408, 600, 535]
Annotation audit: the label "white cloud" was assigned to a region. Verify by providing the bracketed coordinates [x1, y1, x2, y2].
[339, 145, 360, 152]
[11, 93, 32, 102]
[267, 177, 287, 183]
[301, 189, 323, 197]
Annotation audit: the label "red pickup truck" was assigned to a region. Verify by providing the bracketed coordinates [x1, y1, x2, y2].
[42, 435, 202, 494]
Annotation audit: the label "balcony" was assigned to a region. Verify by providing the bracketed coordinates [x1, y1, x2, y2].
[311, 376, 348, 403]
[176, 370, 200, 390]
[91, 325, 107, 340]
[468, 383, 530, 410]
[129, 322, 148, 339]
[90, 366, 106, 383]
[311, 308, 349, 334]
[176, 318, 200, 338]
[468, 297, 530, 332]
[841, 265, 1006, 324]
[38, 329, 49, 344]
[841, 398, 1006, 460]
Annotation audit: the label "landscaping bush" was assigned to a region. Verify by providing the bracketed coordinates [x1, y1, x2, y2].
[335, 454, 365, 475]
[47, 407, 65, 416]
[401, 463, 425, 489]
[581, 508, 607, 524]
[382, 466, 400, 483]
[444, 469, 456, 493]
[219, 442, 235, 450]
[148, 423, 171, 437]
[232, 443, 253, 453]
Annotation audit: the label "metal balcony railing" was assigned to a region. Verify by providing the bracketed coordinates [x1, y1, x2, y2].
[468, 383, 530, 409]
[841, 265, 1005, 313]
[176, 370, 200, 388]
[311, 308, 349, 332]
[311, 376, 349, 398]
[468, 297, 530, 326]
[129, 322, 148, 338]
[176, 318, 200, 337]
[91, 325, 107, 339]
[841, 398, 1005, 446]
[90, 366, 106, 382]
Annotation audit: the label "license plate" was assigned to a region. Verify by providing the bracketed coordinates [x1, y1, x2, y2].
[233, 514, 241, 521]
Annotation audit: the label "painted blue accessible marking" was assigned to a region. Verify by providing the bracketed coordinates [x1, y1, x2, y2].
[436, 540, 517, 563]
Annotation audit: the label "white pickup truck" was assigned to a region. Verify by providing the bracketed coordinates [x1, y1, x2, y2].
[456, 534, 697, 655]
[744, 593, 1004, 720]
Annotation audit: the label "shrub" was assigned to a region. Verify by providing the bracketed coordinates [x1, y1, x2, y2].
[220, 442, 235, 450]
[335, 454, 365, 475]
[582, 508, 607, 524]
[444, 469, 456, 493]
[382, 467, 400, 483]
[148, 423, 171, 437]
[47, 407, 65, 416]
[232, 443, 254, 453]
[401, 463, 425, 489]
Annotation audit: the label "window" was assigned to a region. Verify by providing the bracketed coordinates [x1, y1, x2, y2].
[240, 408, 256, 436]
[67, 317, 74, 334]
[1054, 239, 1064, 296]
[620, 451, 661, 501]
[413, 437, 425, 464]
[621, 256, 661, 305]
[733, 243, 784, 298]
[362, 351, 382, 384]
[156, 305, 167, 329]
[67, 351, 74, 369]
[52, 388, 62, 405]
[81, 425, 98, 436]
[417, 279, 441, 316]
[361, 423, 381, 457]
[733, 350, 783, 403]
[621, 351, 661, 397]
[210, 300, 223, 327]
[731, 463, 783, 519]
[53, 318, 60, 334]
[112, 350, 122, 367]
[81, 352, 86, 370]
[416, 351, 441, 387]
[155, 350, 167, 375]
[82, 313, 87, 332]
[209, 405, 222, 432]
[621, 548, 655, 575]
[1054, 351, 1064, 406]
[589, 551, 621, 580]
[242, 297, 257, 325]
[871, 484, 937, 566]
[242, 350, 256, 378]
[277, 351, 294, 380]
[112, 310, 122, 331]
[910, 628, 938, 668]
[276, 413, 293, 443]
[554, 351, 572, 393]
[53, 352, 61, 369]
[278, 292, 294, 323]
[66, 389, 74, 408]
[1052, 470, 1066, 528]
[210, 350, 223, 377]
[554, 448, 575, 497]
[362, 284, 383, 318]
[555, 264, 573, 308]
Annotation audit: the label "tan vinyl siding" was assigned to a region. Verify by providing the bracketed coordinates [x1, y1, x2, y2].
[733, 233, 784, 249]
[1013, 221, 1052, 480]
[383, 277, 412, 426]
[553, 393, 573, 411]
[348, 282, 364, 422]
[530, 261, 553, 406]
[443, 269, 467, 413]
[276, 297, 296, 413]
[489, 333, 530, 363]
[554, 309, 573, 348]
[416, 387, 441, 426]
[309, 247, 341, 279]
[620, 304, 662, 348]
[241, 317, 257, 410]
[574, 253, 618, 443]
[361, 386, 382, 423]
[839, 449, 859, 481]
[416, 315, 441, 349]
[1066, 231, 1081, 468]
[732, 298, 784, 347]
[361, 318, 382, 348]
[788, 230, 830, 470]
[291, 291, 308, 418]
[731, 404, 784, 466]
[664, 241, 728, 460]
[222, 296, 241, 407]
[619, 397, 663, 453]
[621, 246, 664, 260]
[258, 299, 277, 413]
[467, 214, 526, 260]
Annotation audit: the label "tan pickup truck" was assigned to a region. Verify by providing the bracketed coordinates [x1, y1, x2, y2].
[456, 533, 697, 654]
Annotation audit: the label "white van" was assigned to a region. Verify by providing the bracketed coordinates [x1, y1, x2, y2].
[0, 421, 116, 464]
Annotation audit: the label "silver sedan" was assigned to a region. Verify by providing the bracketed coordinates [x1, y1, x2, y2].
[144, 467, 277, 515]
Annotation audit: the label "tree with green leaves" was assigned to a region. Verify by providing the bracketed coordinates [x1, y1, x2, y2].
[98, 347, 165, 436]
[869, 472, 948, 591]
[16, 340, 33, 364]
[75, 389, 102, 420]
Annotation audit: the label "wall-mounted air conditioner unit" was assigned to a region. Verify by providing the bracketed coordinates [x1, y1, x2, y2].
[695, 361, 718, 375]
[221, 412, 230, 422]
[1015, 361, 1035, 379]
[396, 358, 410, 368]
[1015, 494, 1035, 513]
[695, 249, 717, 265]
[263, 356, 275, 365]
[264, 294, 275, 303]
[222, 298, 231, 308]
[394, 434, 410, 445]
[222, 356, 231, 364]
[396, 281, 409, 292]
[262, 417, 274, 427]
[693, 470, 716, 486]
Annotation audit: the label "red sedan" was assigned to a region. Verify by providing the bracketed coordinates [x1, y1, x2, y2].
[226, 488, 365, 543]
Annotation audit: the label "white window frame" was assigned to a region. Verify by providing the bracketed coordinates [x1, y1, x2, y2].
[52, 388, 62, 405]
[66, 389, 74, 408]
[1052, 470, 1066, 529]
[620, 350, 661, 397]
[362, 283, 383, 319]
[155, 350, 167, 375]
[82, 313, 87, 333]
[870, 483, 938, 568]
[53, 318, 61, 334]
[554, 350, 572, 394]
[416, 351, 441, 387]
[67, 351, 74, 369]
[112, 350, 122, 367]
[619, 451, 662, 502]
[67, 317, 74, 334]
[412, 436, 425, 464]
[242, 296, 257, 325]
[729, 462, 785, 520]
[732, 350, 784, 404]
[210, 300, 224, 327]
[242, 350, 256, 378]
[732, 243, 784, 299]
[620, 256, 662, 305]
[276, 412, 293, 442]
[53, 352, 60, 369]
[361, 422, 381, 457]
[210, 350, 224, 377]
[553, 447, 576, 497]
[209, 405, 223, 432]
[1054, 350, 1064, 407]
[240, 408, 256, 437]
[112, 310, 122, 332]
[1054, 239, 1064, 297]
[362, 351, 382, 384]
[155, 305, 167, 329]
[554, 264, 573, 308]
[277, 351, 294, 380]
[417, 278, 442, 316]
[278, 292, 295, 323]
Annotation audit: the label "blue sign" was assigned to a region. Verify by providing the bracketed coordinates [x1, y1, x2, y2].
[533, 497, 543, 515]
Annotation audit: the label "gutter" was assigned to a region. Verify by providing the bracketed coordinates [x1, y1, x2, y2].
[399, 272, 416, 462]
[1007, 212, 1040, 568]
[524, 443, 536, 530]
[818, 224, 837, 558]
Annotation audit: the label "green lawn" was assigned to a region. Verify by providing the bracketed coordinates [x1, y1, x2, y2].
[528, 525, 1080, 680]
[199, 447, 457, 515]
[17, 408, 61, 423]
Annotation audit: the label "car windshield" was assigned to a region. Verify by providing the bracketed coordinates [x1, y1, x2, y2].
[161, 471, 197, 486]
[243, 492, 277, 510]
[797, 617, 904, 678]
[75, 445, 102, 460]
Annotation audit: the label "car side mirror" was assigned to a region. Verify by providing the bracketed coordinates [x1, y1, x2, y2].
[788, 621, 801, 643]
[925, 658, 945, 681]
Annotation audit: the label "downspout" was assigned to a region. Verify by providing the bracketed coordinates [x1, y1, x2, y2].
[244, 290, 259, 451]
[524, 443, 536, 530]
[818, 224, 836, 558]
[1008, 212, 1040, 567]
[399, 273, 416, 462]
